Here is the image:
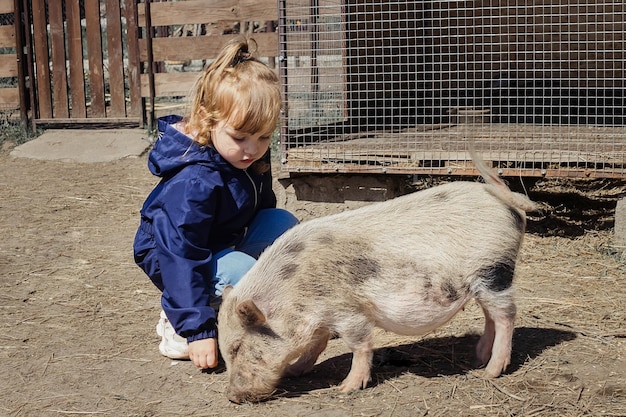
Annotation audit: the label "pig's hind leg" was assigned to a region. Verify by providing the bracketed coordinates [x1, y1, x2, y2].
[475, 306, 496, 365]
[475, 289, 516, 378]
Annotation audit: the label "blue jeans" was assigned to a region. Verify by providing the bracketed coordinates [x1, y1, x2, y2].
[209, 208, 298, 304]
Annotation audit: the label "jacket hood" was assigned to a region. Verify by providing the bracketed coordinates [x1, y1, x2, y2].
[148, 115, 231, 178]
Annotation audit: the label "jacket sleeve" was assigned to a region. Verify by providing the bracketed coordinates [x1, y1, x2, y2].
[152, 176, 219, 341]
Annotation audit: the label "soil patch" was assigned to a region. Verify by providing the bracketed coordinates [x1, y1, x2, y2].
[0, 147, 624, 416]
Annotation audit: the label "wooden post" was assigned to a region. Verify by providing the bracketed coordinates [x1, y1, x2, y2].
[144, 0, 156, 130]
[66, 0, 87, 118]
[31, 0, 51, 118]
[124, 0, 142, 123]
[13, 0, 28, 126]
[84, 0, 107, 117]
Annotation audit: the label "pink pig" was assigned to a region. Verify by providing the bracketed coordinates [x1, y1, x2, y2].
[218, 156, 536, 403]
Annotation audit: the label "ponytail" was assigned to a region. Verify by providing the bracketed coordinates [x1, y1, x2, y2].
[185, 36, 281, 153]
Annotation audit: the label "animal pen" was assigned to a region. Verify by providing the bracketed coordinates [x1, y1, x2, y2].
[2, 0, 624, 180]
[277, 0, 626, 179]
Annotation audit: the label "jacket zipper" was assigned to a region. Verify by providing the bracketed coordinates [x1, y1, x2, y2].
[243, 169, 258, 210]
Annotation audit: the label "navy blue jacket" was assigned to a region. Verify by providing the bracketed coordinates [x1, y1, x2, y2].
[133, 115, 276, 342]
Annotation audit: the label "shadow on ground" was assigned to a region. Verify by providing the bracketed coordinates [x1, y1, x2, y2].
[275, 327, 577, 399]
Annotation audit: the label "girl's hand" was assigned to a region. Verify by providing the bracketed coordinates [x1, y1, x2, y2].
[188, 338, 219, 369]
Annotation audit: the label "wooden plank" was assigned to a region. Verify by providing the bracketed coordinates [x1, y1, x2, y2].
[0, 0, 13, 14]
[123, 0, 142, 118]
[0, 25, 14, 47]
[105, 0, 126, 117]
[33, 117, 142, 127]
[31, 0, 52, 118]
[140, 71, 200, 97]
[84, 0, 106, 117]
[0, 53, 16, 77]
[48, 1, 69, 118]
[283, 124, 626, 177]
[0, 87, 18, 106]
[66, 0, 87, 118]
[138, 32, 278, 62]
[279, 161, 626, 179]
[138, 0, 278, 27]
[139, 40, 278, 93]
[286, 149, 626, 166]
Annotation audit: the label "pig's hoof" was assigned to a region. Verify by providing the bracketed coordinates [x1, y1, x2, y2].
[482, 360, 509, 379]
[482, 367, 503, 379]
[337, 376, 370, 393]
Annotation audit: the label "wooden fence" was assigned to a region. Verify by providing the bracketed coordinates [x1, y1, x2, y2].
[25, 0, 142, 126]
[137, 0, 279, 125]
[0, 0, 25, 121]
[0, 0, 280, 129]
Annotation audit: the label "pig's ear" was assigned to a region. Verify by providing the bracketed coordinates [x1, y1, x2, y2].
[236, 300, 266, 327]
[222, 285, 234, 299]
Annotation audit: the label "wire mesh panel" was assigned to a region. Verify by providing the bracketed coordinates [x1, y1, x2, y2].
[278, 0, 626, 178]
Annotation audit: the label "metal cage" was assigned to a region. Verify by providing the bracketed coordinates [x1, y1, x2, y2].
[277, 1, 626, 178]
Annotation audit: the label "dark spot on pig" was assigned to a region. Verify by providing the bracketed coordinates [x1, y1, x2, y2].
[441, 280, 460, 302]
[314, 233, 335, 245]
[481, 260, 515, 292]
[283, 240, 305, 255]
[316, 283, 333, 297]
[299, 278, 333, 297]
[348, 256, 380, 284]
[229, 340, 242, 357]
[432, 190, 449, 201]
[423, 275, 432, 290]
[277, 263, 299, 281]
[248, 345, 266, 363]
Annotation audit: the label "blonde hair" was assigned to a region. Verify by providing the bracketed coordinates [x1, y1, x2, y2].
[185, 37, 281, 151]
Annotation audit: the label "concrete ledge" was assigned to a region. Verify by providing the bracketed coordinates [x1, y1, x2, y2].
[10, 129, 151, 163]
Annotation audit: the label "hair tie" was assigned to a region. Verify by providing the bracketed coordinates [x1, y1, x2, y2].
[231, 50, 252, 66]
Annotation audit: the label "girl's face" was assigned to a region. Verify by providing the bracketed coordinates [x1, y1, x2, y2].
[211, 120, 272, 170]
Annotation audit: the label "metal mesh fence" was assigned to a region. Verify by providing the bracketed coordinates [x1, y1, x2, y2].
[0, 11, 14, 26]
[278, 1, 626, 178]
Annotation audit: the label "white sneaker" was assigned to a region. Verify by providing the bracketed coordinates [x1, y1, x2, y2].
[156, 310, 189, 360]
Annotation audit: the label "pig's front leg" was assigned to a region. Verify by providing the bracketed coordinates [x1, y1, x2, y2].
[338, 334, 374, 392]
[285, 328, 330, 377]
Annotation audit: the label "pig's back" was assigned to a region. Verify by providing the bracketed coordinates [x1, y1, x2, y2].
[303, 180, 526, 247]
[237, 181, 526, 321]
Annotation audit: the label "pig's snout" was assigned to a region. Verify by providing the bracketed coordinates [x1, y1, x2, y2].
[226, 386, 275, 404]
[225, 367, 280, 403]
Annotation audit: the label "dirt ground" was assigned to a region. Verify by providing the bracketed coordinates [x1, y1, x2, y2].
[0, 143, 625, 417]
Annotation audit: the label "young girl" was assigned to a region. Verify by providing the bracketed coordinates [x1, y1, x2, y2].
[133, 37, 298, 370]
